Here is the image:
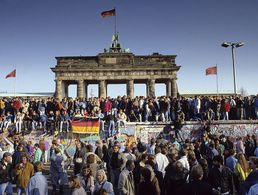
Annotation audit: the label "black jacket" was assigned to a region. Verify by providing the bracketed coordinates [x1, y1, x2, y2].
[179, 180, 214, 195]
[0, 160, 12, 184]
[209, 165, 233, 193]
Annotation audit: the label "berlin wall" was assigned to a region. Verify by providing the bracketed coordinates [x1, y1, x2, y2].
[123, 120, 258, 143]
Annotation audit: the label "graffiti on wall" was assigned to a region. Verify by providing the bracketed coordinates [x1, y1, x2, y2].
[136, 125, 163, 143]
[134, 123, 258, 142]
[180, 123, 258, 140]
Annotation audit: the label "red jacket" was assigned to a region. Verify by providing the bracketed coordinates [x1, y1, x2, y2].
[12, 100, 21, 111]
[103, 100, 112, 113]
[222, 102, 231, 112]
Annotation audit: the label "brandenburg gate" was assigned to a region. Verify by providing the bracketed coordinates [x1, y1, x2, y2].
[51, 35, 180, 99]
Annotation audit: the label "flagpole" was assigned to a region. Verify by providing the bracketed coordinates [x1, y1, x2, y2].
[14, 66, 16, 97]
[14, 76, 16, 97]
[114, 7, 117, 36]
[216, 64, 219, 96]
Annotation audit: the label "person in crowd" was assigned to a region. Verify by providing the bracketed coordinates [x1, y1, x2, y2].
[73, 141, 86, 175]
[178, 165, 216, 195]
[15, 112, 24, 134]
[2, 112, 12, 132]
[240, 157, 258, 195]
[145, 160, 162, 195]
[164, 161, 188, 195]
[39, 112, 48, 133]
[248, 183, 258, 195]
[254, 144, 258, 157]
[50, 148, 65, 195]
[178, 148, 190, 171]
[87, 154, 101, 179]
[234, 153, 251, 193]
[28, 161, 48, 195]
[147, 138, 156, 155]
[245, 134, 255, 160]
[77, 166, 94, 195]
[59, 110, 70, 133]
[40, 137, 49, 164]
[236, 137, 245, 154]
[221, 98, 230, 120]
[222, 136, 234, 159]
[106, 113, 115, 137]
[68, 175, 86, 195]
[138, 167, 157, 195]
[12, 143, 26, 169]
[118, 160, 135, 195]
[31, 111, 39, 131]
[15, 154, 34, 195]
[187, 150, 198, 170]
[94, 169, 114, 195]
[209, 155, 234, 195]
[155, 146, 169, 177]
[117, 109, 127, 129]
[109, 144, 125, 194]
[33, 143, 43, 163]
[127, 110, 138, 122]
[198, 158, 209, 183]
[0, 152, 13, 195]
[225, 149, 238, 171]
[95, 140, 104, 161]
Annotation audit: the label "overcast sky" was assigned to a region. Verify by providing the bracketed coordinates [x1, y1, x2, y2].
[0, 0, 257, 97]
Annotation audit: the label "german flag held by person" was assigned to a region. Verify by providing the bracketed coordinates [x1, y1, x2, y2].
[101, 8, 116, 18]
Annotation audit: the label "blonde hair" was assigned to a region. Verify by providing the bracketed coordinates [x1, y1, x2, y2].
[96, 169, 107, 182]
[237, 153, 249, 172]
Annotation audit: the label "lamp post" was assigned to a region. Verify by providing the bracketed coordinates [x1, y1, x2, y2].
[221, 42, 244, 95]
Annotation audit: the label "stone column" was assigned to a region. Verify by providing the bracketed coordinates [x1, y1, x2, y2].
[166, 80, 172, 97]
[127, 79, 134, 98]
[64, 82, 69, 97]
[99, 80, 106, 98]
[171, 78, 177, 98]
[85, 82, 88, 99]
[148, 79, 156, 97]
[77, 80, 85, 98]
[55, 79, 62, 100]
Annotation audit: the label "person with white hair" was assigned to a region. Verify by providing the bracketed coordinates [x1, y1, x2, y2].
[94, 169, 114, 195]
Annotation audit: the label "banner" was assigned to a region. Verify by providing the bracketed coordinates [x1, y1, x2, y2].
[71, 117, 100, 134]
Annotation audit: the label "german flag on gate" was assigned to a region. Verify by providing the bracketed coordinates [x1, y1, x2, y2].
[71, 117, 100, 134]
[101, 8, 116, 18]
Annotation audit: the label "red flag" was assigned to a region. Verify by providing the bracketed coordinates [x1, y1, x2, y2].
[5, 69, 16, 79]
[101, 9, 116, 18]
[206, 66, 217, 75]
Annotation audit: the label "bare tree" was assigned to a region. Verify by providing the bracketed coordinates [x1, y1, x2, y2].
[240, 87, 248, 96]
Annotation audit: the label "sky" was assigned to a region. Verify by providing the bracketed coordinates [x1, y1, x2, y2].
[0, 0, 257, 97]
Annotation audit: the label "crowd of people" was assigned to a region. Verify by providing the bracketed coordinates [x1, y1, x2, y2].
[0, 95, 258, 136]
[0, 95, 258, 195]
[0, 128, 258, 195]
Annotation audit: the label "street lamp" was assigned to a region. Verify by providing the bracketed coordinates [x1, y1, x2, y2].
[221, 41, 244, 95]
